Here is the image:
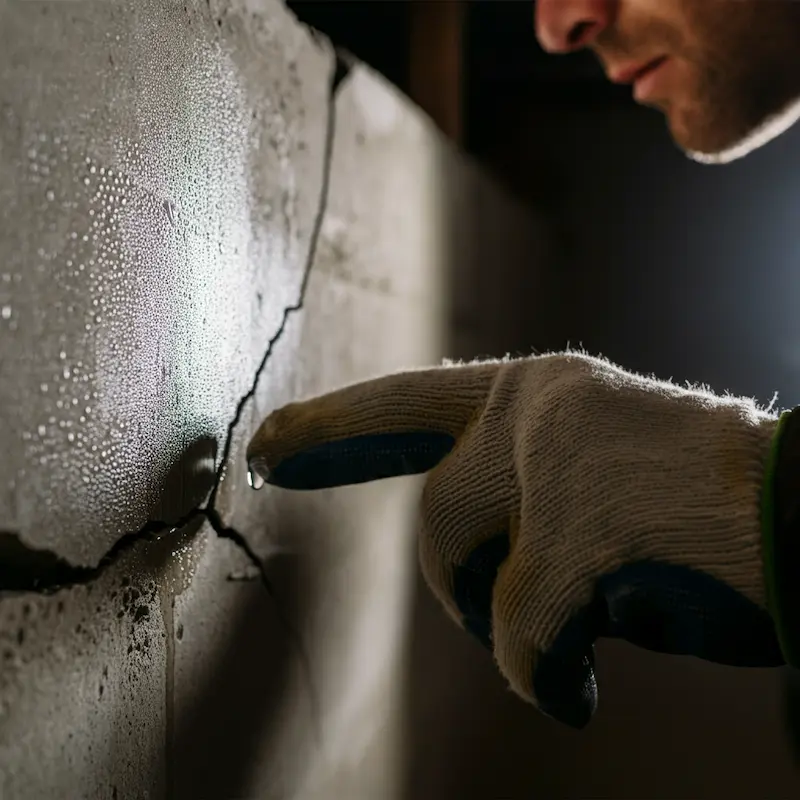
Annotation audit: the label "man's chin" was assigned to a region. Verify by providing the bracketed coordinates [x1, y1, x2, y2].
[670, 100, 800, 165]
[681, 139, 752, 166]
[665, 112, 745, 165]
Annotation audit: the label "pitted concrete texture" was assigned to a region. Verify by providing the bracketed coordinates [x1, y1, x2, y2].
[0, 532, 192, 798]
[0, 0, 331, 567]
[0, 1, 541, 798]
[0, 0, 434, 796]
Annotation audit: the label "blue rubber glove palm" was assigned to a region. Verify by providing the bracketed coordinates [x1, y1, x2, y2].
[247, 351, 784, 728]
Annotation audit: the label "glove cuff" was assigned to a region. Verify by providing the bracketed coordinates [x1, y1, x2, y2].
[763, 406, 800, 667]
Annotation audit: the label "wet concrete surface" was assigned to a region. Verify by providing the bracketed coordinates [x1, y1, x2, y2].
[0, 0, 545, 796]
[0, 0, 331, 568]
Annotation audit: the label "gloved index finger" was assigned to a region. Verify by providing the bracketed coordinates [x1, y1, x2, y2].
[246, 364, 494, 490]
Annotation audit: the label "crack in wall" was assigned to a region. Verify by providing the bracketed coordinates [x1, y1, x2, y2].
[0, 50, 349, 594]
[1, 46, 352, 737]
[205, 49, 348, 512]
[0, 511, 202, 593]
[3, 40, 350, 754]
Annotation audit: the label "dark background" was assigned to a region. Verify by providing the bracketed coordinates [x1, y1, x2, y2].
[289, 2, 800, 797]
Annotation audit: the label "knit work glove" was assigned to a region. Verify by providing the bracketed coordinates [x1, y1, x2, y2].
[247, 351, 784, 728]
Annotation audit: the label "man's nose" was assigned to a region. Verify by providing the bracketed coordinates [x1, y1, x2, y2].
[535, 0, 616, 53]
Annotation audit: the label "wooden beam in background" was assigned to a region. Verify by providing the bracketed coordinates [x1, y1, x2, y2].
[408, 0, 464, 145]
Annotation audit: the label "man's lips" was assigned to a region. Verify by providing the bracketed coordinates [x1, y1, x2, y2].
[608, 56, 669, 86]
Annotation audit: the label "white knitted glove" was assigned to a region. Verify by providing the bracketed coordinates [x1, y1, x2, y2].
[247, 351, 784, 727]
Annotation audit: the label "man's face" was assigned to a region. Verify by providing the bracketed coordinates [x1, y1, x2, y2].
[536, 0, 800, 163]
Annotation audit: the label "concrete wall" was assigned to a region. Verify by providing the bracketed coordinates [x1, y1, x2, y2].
[0, 1, 543, 798]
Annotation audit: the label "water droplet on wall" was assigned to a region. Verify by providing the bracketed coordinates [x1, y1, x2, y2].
[247, 466, 264, 491]
[162, 199, 177, 226]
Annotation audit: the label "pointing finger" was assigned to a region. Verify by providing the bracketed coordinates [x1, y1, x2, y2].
[246, 363, 497, 490]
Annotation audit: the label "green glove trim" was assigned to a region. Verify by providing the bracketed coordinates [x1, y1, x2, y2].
[762, 408, 800, 667]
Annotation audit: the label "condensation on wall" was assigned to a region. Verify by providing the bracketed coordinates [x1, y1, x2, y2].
[0, 2, 541, 798]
